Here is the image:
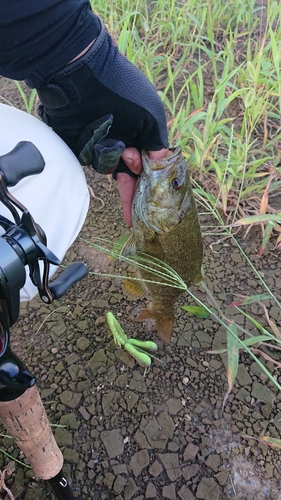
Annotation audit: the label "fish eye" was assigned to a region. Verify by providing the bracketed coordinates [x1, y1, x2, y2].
[172, 178, 181, 190]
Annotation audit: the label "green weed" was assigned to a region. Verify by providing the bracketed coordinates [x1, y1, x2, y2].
[13, 81, 37, 114]
[90, 0, 281, 250]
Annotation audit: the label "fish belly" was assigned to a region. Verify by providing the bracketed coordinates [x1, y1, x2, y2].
[133, 207, 203, 343]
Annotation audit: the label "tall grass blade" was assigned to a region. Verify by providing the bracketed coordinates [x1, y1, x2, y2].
[222, 322, 239, 409]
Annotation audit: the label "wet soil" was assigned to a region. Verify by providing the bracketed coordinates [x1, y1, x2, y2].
[0, 71, 281, 500]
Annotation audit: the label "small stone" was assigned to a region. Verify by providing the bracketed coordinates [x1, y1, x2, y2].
[63, 448, 79, 464]
[104, 472, 115, 489]
[101, 429, 124, 458]
[168, 441, 179, 452]
[124, 477, 138, 500]
[166, 398, 183, 415]
[116, 372, 129, 387]
[59, 390, 82, 409]
[156, 453, 181, 481]
[113, 475, 127, 494]
[182, 464, 199, 481]
[79, 406, 91, 421]
[125, 391, 139, 410]
[65, 353, 80, 365]
[7, 461, 16, 473]
[178, 485, 196, 500]
[68, 364, 80, 380]
[134, 429, 151, 449]
[9, 467, 25, 498]
[265, 463, 274, 478]
[88, 349, 107, 375]
[157, 411, 175, 439]
[183, 442, 199, 461]
[205, 454, 220, 472]
[251, 381, 275, 405]
[130, 449, 150, 476]
[55, 360, 64, 373]
[60, 412, 80, 430]
[76, 336, 91, 351]
[273, 411, 281, 430]
[196, 477, 220, 500]
[261, 404, 272, 419]
[236, 364, 252, 386]
[149, 460, 163, 477]
[215, 471, 229, 486]
[102, 391, 116, 415]
[162, 483, 176, 499]
[54, 427, 73, 447]
[129, 374, 147, 393]
[52, 321, 66, 335]
[41, 388, 55, 399]
[143, 417, 168, 449]
[145, 481, 156, 498]
[23, 484, 45, 500]
[87, 402, 98, 415]
[235, 387, 250, 402]
[113, 464, 128, 475]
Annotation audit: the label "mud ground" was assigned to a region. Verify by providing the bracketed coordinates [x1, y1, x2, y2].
[0, 69, 281, 500]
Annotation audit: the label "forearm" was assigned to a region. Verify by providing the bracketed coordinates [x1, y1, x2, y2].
[0, 0, 100, 84]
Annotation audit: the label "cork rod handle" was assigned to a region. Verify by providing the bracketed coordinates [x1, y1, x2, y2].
[0, 385, 63, 480]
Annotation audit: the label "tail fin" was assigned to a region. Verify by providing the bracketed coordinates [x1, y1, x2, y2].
[135, 306, 174, 344]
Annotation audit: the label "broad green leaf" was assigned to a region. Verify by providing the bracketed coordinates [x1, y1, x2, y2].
[242, 434, 281, 449]
[181, 305, 211, 318]
[230, 293, 272, 307]
[241, 335, 274, 347]
[222, 323, 239, 409]
[259, 222, 274, 256]
[244, 87, 256, 108]
[208, 335, 270, 354]
[247, 61, 257, 81]
[234, 213, 281, 226]
[258, 436, 281, 449]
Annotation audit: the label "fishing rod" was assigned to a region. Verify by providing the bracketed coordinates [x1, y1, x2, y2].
[0, 141, 88, 499]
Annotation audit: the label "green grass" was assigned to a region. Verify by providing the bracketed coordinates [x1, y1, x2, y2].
[91, 0, 281, 249]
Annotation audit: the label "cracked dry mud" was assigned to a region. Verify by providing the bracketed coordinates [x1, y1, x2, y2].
[1, 78, 281, 500]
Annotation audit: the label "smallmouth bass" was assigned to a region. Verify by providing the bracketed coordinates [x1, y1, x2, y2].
[122, 147, 203, 344]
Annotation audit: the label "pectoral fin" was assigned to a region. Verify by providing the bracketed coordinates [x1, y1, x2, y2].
[120, 233, 137, 256]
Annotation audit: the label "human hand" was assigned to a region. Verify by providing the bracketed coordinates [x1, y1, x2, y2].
[34, 20, 170, 226]
[85, 30, 170, 227]
[118, 147, 170, 226]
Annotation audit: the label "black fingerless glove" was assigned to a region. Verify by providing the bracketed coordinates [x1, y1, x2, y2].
[34, 14, 169, 176]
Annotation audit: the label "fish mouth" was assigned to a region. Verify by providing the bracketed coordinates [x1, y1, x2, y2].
[142, 147, 182, 173]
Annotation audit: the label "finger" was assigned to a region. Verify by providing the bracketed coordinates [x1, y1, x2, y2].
[116, 172, 138, 226]
[148, 148, 170, 160]
[121, 147, 142, 175]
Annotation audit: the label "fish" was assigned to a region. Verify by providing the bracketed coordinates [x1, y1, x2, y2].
[122, 147, 203, 344]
